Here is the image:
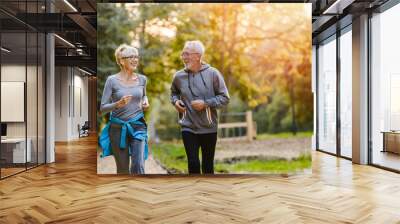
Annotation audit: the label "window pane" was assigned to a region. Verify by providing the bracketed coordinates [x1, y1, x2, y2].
[340, 28, 352, 158]
[371, 4, 400, 171]
[318, 36, 337, 154]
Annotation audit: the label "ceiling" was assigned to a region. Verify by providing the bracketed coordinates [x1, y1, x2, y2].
[310, 0, 390, 43]
[0, 0, 96, 75]
[0, 0, 396, 75]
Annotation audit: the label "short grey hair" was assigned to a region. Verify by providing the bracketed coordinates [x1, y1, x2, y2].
[183, 40, 205, 56]
[115, 44, 139, 67]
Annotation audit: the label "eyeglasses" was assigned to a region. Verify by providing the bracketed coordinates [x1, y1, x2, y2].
[180, 52, 199, 57]
[121, 55, 139, 60]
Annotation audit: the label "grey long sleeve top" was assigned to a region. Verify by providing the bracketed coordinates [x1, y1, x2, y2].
[100, 74, 148, 121]
[170, 63, 230, 134]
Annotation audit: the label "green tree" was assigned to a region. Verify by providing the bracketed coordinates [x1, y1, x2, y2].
[132, 3, 178, 96]
[97, 3, 313, 137]
[97, 3, 134, 130]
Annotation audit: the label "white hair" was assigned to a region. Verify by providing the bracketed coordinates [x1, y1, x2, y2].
[184, 40, 205, 56]
[115, 44, 139, 67]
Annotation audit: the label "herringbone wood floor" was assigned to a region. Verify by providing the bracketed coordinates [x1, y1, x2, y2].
[1, 136, 400, 223]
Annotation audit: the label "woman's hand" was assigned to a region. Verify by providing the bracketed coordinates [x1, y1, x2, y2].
[142, 98, 150, 111]
[116, 95, 132, 109]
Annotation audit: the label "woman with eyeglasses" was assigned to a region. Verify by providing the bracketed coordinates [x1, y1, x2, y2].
[99, 44, 149, 174]
[170, 40, 230, 174]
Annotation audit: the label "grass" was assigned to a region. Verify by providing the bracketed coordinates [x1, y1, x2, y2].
[214, 154, 311, 174]
[151, 142, 188, 173]
[256, 131, 313, 140]
[151, 141, 311, 174]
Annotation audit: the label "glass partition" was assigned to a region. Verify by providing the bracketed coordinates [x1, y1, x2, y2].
[0, 1, 46, 179]
[317, 35, 337, 154]
[27, 31, 38, 169]
[1, 30, 28, 177]
[339, 27, 352, 158]
[371, 3, 400, 171]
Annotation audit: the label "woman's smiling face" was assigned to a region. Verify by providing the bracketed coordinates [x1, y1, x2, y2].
[121, 54, 139, 71]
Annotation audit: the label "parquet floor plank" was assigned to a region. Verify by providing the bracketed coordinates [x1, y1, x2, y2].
[0, 136, 399, 223]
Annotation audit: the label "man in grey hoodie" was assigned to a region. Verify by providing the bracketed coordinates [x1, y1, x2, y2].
[170, 40, 230, 174]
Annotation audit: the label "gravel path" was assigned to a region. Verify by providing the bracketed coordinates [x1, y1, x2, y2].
[97, 137, 311, 174]
[97, 152, 167, 174]
[215, 137, 311, 161]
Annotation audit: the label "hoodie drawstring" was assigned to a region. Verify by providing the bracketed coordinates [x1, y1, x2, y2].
[187, 67, 209, 98]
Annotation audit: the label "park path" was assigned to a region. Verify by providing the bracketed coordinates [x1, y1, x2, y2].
[215, 137, 311, 161]
[97, 152, 167, 174]
[98, 137, 311, 174]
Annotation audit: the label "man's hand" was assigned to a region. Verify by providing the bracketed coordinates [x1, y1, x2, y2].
[116, 95, 132, 109]
[191, 99, 206, 111]
[175, 100, 186, 113]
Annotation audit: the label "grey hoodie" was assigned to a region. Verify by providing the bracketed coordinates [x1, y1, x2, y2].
[170, 63, 230, 134]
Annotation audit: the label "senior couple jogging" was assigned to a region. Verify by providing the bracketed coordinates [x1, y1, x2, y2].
[99, 40, 230, 175]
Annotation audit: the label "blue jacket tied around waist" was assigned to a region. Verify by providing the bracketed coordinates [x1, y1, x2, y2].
[99, 113, 148, 160]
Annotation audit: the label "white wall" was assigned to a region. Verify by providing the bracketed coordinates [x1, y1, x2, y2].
[1, 65, 26, 139]
[1, 64, 46, 164]
[72, 72, 89, 138]
[54, 67, 69, 141]
[54, 67, 89, 141]
[1, 65, 40, 138]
